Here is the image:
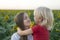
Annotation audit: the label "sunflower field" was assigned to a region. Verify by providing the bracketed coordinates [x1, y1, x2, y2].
[0, 10, 60, 40]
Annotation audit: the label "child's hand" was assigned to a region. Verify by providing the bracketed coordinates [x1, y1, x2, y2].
[17, 28, 22, 35]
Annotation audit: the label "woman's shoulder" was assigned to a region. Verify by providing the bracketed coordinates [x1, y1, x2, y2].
[11, 32, 33, 40]
[11, 32, 20, 40]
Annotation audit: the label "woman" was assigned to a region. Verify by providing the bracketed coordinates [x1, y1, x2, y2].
[11, 12, 33, 40]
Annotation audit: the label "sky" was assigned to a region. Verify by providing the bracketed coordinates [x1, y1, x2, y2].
[0, 0, 60, 10]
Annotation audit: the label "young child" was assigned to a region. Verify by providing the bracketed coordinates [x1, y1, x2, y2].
[17, 7, 54, 40]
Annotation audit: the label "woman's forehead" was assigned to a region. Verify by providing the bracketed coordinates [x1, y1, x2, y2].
[24, 13, 27, 15]
[24, 13, 28, 17]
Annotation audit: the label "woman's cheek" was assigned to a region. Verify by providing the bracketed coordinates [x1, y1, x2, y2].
[24, 20, 30, 26]
[24, 20, 27, 26]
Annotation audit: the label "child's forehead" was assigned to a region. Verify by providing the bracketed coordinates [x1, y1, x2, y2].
[34, 12, 41, 16]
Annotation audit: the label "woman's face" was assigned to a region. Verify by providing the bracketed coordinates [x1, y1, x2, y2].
[23, 13, 31, 29]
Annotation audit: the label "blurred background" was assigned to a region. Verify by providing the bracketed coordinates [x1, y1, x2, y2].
[0, 0, 60, 40]
[0, 10, 60, 40]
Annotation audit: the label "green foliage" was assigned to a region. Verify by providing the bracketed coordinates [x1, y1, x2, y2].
[0, 10, 33, 40]
[0, 10, 60, 40]
[50, 10, 60, 40]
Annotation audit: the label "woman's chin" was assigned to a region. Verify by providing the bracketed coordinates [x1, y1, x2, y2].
[25, 27, 29, 29]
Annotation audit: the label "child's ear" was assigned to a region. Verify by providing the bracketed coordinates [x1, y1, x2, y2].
[38, 18, 42, 23]
[39, 17, 43, 22]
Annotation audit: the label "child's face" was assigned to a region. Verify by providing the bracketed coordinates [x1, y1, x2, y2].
[23, 13, 31, 29]
[34, 12, 42, 24]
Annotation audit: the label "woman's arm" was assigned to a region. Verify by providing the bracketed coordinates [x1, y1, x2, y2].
[17, 28, 33, 36]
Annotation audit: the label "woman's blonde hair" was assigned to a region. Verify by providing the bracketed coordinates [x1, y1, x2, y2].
[34, 7, 54, 30]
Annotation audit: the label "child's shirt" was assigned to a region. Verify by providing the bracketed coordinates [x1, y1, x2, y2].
[32, 24, 49, 40]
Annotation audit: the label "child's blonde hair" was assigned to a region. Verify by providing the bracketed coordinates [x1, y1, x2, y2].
[34, 7, 54, 30]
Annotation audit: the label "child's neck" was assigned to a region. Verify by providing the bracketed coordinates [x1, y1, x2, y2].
[36, 23, 42, 27]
